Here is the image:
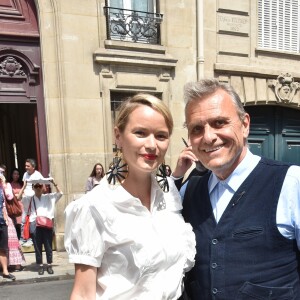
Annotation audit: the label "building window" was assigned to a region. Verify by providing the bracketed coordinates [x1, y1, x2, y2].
[104, 0, 162, 44]
[258, 0, 300, 53]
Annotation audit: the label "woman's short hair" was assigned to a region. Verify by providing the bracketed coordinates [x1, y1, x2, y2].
[115, 93, 173, 135]
[184, 79, 246, 122]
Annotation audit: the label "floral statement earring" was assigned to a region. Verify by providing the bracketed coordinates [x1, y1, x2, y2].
[106, 146, 128, 185]
[156, 163, 169, 193]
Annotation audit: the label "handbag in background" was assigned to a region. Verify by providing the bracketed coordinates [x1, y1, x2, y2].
[23, 198, 32, 240]
[36, 216, 53, 229]
[32, 198, 53, 229]
[5, 195, 22, 218]
[23, 215, 30, 240]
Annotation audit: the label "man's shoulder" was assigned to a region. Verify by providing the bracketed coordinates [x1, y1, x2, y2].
[187, 171, 210, 189]
[260, 157, 292, 167]
[31, 170, 43, 178]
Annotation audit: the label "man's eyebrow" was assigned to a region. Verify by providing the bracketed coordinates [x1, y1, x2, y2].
[187, 121, 204, 130]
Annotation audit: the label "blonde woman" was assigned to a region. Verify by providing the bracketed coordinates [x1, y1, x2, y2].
[65, 94, 196, 299]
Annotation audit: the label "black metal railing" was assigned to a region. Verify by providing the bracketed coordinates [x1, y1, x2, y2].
[104, 6, 163, 44]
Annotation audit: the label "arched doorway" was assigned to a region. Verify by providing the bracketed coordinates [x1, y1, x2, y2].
[246, 105, 300, 165]
[0, 0, 48, 176]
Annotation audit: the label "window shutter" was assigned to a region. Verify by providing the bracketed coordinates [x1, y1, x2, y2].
[258, 0, 299, 53]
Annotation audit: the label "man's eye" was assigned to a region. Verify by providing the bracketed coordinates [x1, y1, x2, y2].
[214, 120, 225, 127]
[135, 131, 145, 136]
[190, 125, 202, 135]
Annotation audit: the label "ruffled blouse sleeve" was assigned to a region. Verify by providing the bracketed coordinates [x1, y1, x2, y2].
[64, 196, 105, 268]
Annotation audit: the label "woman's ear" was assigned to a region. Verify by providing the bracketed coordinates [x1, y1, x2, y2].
[114, 127, 121, 148]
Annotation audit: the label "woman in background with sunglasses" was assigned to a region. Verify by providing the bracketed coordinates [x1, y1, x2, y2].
[20, 179, 63, 275]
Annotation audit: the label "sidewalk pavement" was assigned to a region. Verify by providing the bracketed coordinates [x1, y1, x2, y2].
[0, 251, 75, 284]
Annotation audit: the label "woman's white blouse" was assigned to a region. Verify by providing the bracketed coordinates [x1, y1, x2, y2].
[64, 176, 196, 300]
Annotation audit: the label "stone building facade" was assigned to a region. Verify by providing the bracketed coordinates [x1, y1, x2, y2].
[0, 0, 299, 249]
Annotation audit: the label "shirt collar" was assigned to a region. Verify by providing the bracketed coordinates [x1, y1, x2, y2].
[100, 174, 164, 207]
[209, 149, 261, 194]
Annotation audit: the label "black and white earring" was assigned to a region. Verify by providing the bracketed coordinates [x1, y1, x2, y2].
[156, 163, 169, 193]
[106, 147, 128, 185]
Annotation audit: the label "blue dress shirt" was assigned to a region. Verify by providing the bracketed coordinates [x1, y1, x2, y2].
[208, 149, 300, 249]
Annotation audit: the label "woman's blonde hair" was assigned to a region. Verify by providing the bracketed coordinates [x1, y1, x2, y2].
[115, 93, 173, 135]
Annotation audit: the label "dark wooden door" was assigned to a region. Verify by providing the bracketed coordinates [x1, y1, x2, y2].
[246, 105, 300, 165]
[0, 0, 49, 176]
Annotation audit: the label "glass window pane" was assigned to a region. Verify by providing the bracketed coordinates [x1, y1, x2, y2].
[132, 0, 154, 12]
[109, 0, 123, 8]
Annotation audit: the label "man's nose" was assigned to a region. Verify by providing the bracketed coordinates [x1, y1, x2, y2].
[202, 126, 217, 143]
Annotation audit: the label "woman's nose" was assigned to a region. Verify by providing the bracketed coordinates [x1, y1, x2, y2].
[145, 135, 156, 149]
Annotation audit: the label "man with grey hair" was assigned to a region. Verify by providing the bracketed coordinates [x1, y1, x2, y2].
[21, 158, 44, 197]
[19, 158, 43, 247]
[173, 79, 300, 299]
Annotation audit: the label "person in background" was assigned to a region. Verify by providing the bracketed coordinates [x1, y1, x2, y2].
[20, 179, 63, 275]
[9, 168, 23, 240]
[65, 93, 196, 299]
[0, 170, 16, 281]
[0, 165, 25, 273]
[21, 158, 44, 197]
[174, 78, 300, 299]
[164, 164, 172, 177]
[85, 163, 105, 193]
[19, 158, 44, 247]
[7, 215, 25, 272]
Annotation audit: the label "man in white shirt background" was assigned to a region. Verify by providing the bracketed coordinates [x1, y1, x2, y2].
[20, 158, 44, 247]
[22, 158, 44, 197]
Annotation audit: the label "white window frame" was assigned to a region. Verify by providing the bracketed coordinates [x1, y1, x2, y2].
[258, 0, 300, 53]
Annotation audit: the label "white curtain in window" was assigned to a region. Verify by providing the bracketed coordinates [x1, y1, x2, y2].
[258, 0, 300, 53]
[109, 0, 155, 12]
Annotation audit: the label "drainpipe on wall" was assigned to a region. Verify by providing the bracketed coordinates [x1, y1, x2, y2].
[197, 0, 204, 80]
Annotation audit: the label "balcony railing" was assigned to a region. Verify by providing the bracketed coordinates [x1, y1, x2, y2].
[104, 6, 163, 45]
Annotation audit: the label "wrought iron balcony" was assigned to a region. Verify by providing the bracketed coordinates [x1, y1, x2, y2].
[104, 6, 163, 45]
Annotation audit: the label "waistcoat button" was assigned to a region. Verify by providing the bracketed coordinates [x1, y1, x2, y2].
[212, 288, 218, 294]
[212, 238, 218, 244]
[211, 262, 217, 269]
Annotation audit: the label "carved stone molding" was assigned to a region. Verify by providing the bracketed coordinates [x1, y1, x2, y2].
[0, 48, 40, 84]
[0, 48, 40, 102]
[269, 73, 300, 103]
[0, 56, 26, 77]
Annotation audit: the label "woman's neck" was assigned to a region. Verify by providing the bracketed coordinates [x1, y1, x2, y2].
[122, 173, 152, 210]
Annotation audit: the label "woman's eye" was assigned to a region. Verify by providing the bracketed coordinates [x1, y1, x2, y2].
[156, 133, 168, 140]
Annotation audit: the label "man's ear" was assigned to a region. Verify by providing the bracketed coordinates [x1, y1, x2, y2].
[242, 113, 250, 138]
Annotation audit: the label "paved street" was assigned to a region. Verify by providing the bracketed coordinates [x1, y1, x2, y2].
[0, 251, 74, 299]
[0, 250, 74, 283]
[0, 278, 73, 300]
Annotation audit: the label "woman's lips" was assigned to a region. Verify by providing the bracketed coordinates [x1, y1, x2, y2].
[142, 154, 157, 160]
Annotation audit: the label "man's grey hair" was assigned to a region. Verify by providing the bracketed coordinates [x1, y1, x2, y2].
[184, 79, 246, 121]
[26, 158, 37, 169]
